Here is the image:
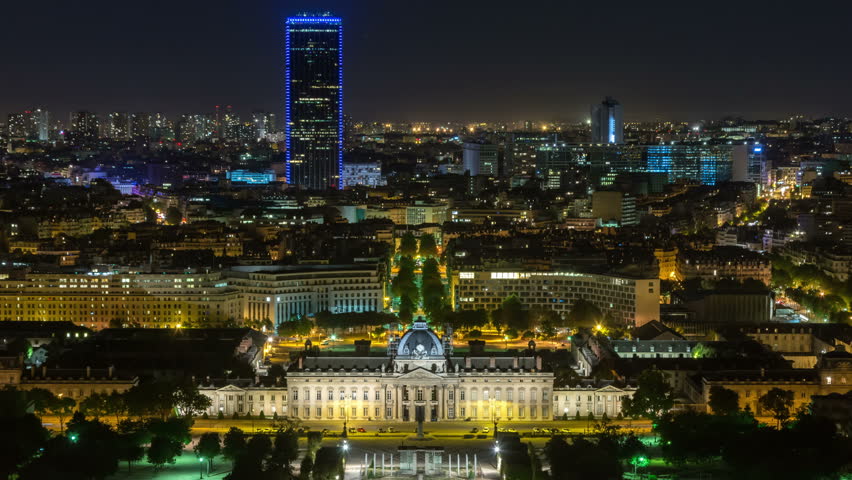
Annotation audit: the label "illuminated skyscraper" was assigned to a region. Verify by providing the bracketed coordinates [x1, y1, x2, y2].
[106, 112, 130, 140]
[285, 14, 343, 190]
[69, 111, 99, 143]
[6, 108, 49, 140]
[591, 96, 623, 144]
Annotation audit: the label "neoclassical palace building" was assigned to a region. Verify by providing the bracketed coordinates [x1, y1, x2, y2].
[198, 321, 638, 421]
[286, 321, 554, 423]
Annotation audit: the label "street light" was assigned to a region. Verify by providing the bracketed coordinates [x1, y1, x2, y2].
[342, 394, 350, 438]
[489, 397, 498, 438]
[198, 457, 205, 479]
[68, 433, 78, 443]
[630, 455, 649, 478]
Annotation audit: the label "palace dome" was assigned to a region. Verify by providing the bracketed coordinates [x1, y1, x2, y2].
[397, 320, 444, 358]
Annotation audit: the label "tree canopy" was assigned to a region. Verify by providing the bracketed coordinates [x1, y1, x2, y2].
[621, 368, 674, 420]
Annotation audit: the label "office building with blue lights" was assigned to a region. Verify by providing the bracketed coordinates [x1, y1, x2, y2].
[285, 14, 343, 190]
[591, 96, 624, 144]
[535, 143, 741, 189]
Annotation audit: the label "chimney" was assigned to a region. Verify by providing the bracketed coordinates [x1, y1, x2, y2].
[535, 356, 542, 371]
[512, 357, 519, 369]
[30, 365, 35, 377]
[108, 366, 115, 378]
[760, 367, 765, 377]
[255, 375, 260, 385]
[465, 356, 472, 369]
[86, 366, 91, 378]
[489, 356, 496, 369]
[42, 365, 47, 378]
[298, 356, 303, 369]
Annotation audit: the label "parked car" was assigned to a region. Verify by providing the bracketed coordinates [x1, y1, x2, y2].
[357, 427, 366, 433]
[471, 427, 479, 433]
[481, 427, 490, 433]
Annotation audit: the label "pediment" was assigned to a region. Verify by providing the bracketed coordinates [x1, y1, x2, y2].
[217, 384, 246, 393]
[595, 385, 624, 393]
[397, 368, 444, 380]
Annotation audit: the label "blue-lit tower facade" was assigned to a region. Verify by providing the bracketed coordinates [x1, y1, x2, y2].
[591, 96, 624, 144]
[285, 14, 343, 190]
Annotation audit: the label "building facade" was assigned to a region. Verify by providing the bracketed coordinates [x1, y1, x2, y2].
[591, 97, 623, 144]
[454, 270, 659, 327]
[227, 264, 385, 329]
[0, 264, 383, 331]
[285, 14, 344, 190]
[286, 321, 554, 423]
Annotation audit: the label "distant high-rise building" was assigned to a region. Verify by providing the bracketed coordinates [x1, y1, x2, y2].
[463, 142, 499, 177]
[32, 108, 49, 141]
[130, 112, 151, 138]
[106, 112, 130, 140]
[251, 111, 277, 139]
[150, 113, 172, 141]
[507, 132, 559, 176]
[535, 143, 577, 190]
[6, 113, 27, 138]
[69, 111, 99, 142]
[176, 114, 214, 143]
[285, 14, 344, 190]
[6, 108, 49, 140]
[591, 96, 623, 144]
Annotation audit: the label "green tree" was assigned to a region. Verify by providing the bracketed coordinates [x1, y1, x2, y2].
[268, 429, 300, 474]
[165, 206, 182, 225]
[65, 415, 122, 479]
[708, 386, 740, 416]
[124, 381, 177, 419]
[758, 388, 794, 428]
[107, 390, 128, 424]
[79, 392, 110, 419]
[194, 432, 221, 471]
[420, 258, 446, 319]
[392, 255, 419, 320]
[147, 435, 183, 470]
[492, 295, 529, 332]
[312, 447, 344, 480]
[418, 233, 438, 258]
[398, 232, 418, 257]
[25, 388, 57, 416]
[545, 435, 621, 480]
[173, 380, 212, 417]
[299, 453, 314, 480]
[566, 298, 603, 329]
[46, 395, 77, 433]
[0, 391, 49, 480]
[116, 419, 150, 473]
[223, 427, 248, 461]
[278, 317, 314, 338]
[621, 368, 674, 420]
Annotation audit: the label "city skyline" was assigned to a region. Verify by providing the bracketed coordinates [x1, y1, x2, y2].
[3, 1, 852, 122]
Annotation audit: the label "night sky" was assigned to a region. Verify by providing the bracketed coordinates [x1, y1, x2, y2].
[3, 0, 852, 122]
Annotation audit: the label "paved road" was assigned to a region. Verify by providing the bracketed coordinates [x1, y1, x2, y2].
[188, 418, 653, 438]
